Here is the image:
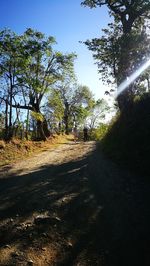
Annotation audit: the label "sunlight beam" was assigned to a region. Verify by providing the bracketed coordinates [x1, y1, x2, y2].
[115, 59, 150, 99]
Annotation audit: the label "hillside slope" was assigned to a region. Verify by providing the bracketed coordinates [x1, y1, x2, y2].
[102, 94, 150, 176]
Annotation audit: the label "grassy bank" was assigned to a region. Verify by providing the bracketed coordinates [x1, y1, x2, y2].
[0, 134, 71, 167]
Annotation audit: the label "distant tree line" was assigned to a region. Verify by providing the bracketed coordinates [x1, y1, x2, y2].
[0, 28, 109, 141]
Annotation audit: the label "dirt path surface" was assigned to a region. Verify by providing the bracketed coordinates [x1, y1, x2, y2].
[0, 142, 94, 178]
[0, 141, 150, 266]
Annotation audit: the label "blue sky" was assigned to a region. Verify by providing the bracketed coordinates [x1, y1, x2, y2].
[0, 0, 110, 99]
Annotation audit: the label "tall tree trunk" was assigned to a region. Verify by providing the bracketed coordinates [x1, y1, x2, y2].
[32, 119, 36, 140]
[25, 107, 30, 140]
[9, 101, 51, 141]
[58, 122, 61, 134]
[32, 99, 50, 140]
[117, 33, 134, 113]
[8, 83, 13, 139]
[4, 98, 9, 140]
[147, 77, 150, 91]
[35, 113, 50, 141]
[64, 100, 69, 135]
[36, 120, 47, 141]
[43, 118, 51, 138]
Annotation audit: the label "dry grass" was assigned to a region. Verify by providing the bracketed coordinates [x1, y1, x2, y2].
[0, 244, 58, 265]
[0, 134, 72, 167]
[0, 245, 18, 265]
[26, 246, 58, 266]
[0, 140, 6, 149]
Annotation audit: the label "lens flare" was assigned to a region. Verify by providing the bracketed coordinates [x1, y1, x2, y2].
[115, 59, 150, 98]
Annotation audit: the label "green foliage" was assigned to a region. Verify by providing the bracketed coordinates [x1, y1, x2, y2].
[84, 20, 150, 89]
[84, 22, 122, 84]
[20, 28, 76, 107]
[47, 81, 96, 132]
[31, 111, 44, 122]
[70, 85, 95, 124]
[81, 1, 150, 111]
[87, 98, 110, 129]
[81, 1, 150, 23]
[48, 89, 64, 122]
[90, 123, 109, 140]
[0, 28, 77, 140]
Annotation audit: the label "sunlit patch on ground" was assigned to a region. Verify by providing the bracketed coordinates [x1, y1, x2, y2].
[0, 245, 18, 265]
[26, 245, 58, 266]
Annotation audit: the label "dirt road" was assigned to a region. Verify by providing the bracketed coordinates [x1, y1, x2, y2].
[0, 141, 150, 265]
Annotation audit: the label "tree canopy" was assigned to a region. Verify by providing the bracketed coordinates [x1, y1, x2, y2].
[81, 0, 150, 33]
[81, 0, 150, 112]
[0, 28, 76, 140]
[0, 28, 109, 140]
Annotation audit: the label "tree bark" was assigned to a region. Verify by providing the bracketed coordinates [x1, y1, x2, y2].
[25, 107, 30, 140]
[4, 98, 9, 140]
[117, 32, 134, 113]
[64, 100, 69, 134]
[8, 83, 13, 139]
[10, 102, 51, 141]
[36, 120, 47, 141]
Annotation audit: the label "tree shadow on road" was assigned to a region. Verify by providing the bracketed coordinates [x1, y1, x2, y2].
[0, 142, 150, 265]
[0, 144, 105, 265]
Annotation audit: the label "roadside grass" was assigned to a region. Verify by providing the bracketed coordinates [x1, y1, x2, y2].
[0, 134, 72, 167]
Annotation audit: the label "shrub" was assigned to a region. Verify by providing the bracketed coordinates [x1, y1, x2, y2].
[90, 124, 109, 141]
